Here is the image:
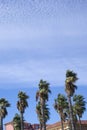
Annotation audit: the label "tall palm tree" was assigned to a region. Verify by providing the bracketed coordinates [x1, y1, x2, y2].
[0, 98, 10, 130]
[36, 79, 51, 130]
[54, 94, 68, 130]
[36, 102, 50, 130]
[44, 104, 50, 123]
[73, 95, 86, 130]
[65, 70, 78, 130]
[36, 102, 42, 130]
[13, 113, 21, 130]
[17, 91, 29, 130]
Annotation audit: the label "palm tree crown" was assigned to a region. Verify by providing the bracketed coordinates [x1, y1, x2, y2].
[73, 94, 86, 130]
[0, 98, 10, 130]
[13, 113, 21, 130]
[54, 94, 68, 130]
[36, 79, 51, 102]
[73, 95, 86, 119]
[17, 91, 29, 130]
[17, 91, 29, 113]
[65, 70, 78, 97]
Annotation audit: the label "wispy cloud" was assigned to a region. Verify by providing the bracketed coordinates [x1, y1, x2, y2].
[0, 56, 87, 88]
[0, 0, 87, 88]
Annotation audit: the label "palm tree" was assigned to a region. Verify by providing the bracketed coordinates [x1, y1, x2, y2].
[73, 95, 86, 130]
[65, 70, 78, 130]
[17, 91, 29, 130]
[13, 113, 21, 130]
[44, 104, 50, 123]
[36, 102, 42, 130]
[36, 79, 51, 130]
[54, 94, 68, 130]
[0, 98, 10, 130]
[36, 102, 50, 130]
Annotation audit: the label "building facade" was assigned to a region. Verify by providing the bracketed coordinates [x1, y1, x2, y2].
[5, 122, 40, 130]
[5, 120, 87, 130]
[46, 120, 87, 130]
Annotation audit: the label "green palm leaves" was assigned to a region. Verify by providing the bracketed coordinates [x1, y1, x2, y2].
[73, 95, 86, 118]
[65, 70, 78, 97]
[36, 80, 51, 101]
[54, 94, 68, 130]
[73, 95, 86, 130]
[36, 79, 51, 130]
[17, 91, 29, 130]
[53, 70, 86, 130]
[36, 102, 50, 130]
[65, 70, 78, 130]
[17, 91, 29, 113]
[0, 98, 10, 130]
[13, 113, 21, 130]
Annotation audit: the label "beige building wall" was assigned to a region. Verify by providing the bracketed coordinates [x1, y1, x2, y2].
[5, 122, 13, 130]
[5, 122, 40, 130]
[46, 121, 87, 130]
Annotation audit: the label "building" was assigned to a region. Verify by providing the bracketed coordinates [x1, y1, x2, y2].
[5, 122, 40, 130]
[5, 120, 87, 130]
[46, 120, 87, 130]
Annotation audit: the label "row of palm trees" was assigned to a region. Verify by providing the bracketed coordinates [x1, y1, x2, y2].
[54, 70, 86, 130]
[0, 70, 86, 130]
[54, 93, 86, 130]
[35, 70, 86, 130]
[0, 91, 29, 130]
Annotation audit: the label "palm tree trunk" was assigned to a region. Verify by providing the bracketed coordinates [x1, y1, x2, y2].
[68, 110, 72, 130]
[68, 96, 75, 130]
[60, 117, 64, 130]
[20, 112, 24, 130]
[40, 123, 42, 130]
[0, 117, 3, 130]
[79, 116, 82, 130]
[68, 119, 72, 130]
[41, 99, 46, 130]
[43, 121, 46, 130]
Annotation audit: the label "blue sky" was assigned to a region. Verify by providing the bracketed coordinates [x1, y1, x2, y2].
[0, 0, 87, 129]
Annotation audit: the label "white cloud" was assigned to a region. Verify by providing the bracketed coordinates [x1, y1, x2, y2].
[0, 57, 87, 88]
[0, 0, 86, 88]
